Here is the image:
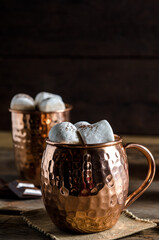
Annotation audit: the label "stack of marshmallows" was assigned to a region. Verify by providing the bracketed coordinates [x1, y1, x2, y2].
[10, 92, 65, 112]
[49, 120, 114, 144]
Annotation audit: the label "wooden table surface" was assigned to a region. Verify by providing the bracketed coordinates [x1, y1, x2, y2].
[0, 132, 159, 240]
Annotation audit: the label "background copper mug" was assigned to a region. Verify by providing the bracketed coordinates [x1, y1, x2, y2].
[10, 104, 72, 186]
[41, 135, 155, 233]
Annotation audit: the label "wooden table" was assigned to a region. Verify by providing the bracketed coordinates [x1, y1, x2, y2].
[0, 132, 159, 240]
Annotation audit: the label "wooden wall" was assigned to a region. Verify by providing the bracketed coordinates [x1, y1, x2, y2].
[1, 0, 159, 134]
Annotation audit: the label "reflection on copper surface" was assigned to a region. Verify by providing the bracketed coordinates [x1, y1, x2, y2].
[10, 104, 72, 186]
[41, 135, 155, 233]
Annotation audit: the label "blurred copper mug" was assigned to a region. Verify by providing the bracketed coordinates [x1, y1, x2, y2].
[9, 104, 72, 186]
[41, 135, 155, 233]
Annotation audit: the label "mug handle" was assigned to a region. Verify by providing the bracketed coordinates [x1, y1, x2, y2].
[124, 143, 156, 208]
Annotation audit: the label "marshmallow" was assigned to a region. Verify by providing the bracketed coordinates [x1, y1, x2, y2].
[78, 120, 114, 144]
[38, 97, 65, 112]
[49, 122, 82, 144]
[10, 94, 35, 111]
[35, 92, 62, 106]
[74, 121, 90, 129]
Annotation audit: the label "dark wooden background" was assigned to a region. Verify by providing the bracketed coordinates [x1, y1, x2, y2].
[1, 0, 159, 134]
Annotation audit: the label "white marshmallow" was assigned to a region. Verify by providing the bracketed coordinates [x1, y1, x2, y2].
[78, 120, 114, 144]
[38, 97, 65, 112]
[49, 122, 82, 144]
[74, 121, 90, 129]
[10, 94, 35, 111]
[35, 92, 62, 106]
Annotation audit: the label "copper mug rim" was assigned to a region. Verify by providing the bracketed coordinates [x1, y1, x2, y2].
[9, 103, 72, 114]
[45, 134, 122, 149]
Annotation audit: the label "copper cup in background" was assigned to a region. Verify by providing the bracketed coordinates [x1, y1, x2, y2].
[9, 104, 72, 186]
[41, 135, 155, 233]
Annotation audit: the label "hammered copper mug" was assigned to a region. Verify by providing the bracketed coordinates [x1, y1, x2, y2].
[9, 104, 72, 186]
[41, 135, 155, 233]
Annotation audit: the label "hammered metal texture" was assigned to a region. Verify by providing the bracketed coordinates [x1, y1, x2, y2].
[10, 104, 72, 186]
[41, 139, 129, 233]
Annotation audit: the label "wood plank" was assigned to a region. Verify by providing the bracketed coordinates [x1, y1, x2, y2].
[0, 132, 12, 148]
[0, 198, 44, 212]
[128, 180, 159, 219]
[0, 133, 158, 239]
[0, 215, 49, 240]
[0, 181, 159, 240]
[0, 214, 158, 240]
[0, 181, 159, 239]
[122, 229, 159, 240]
[0, 148, 17, 182]
[0, 132, 158, 182]
[1, 145, 158, 182]
[122, 135, 159, 145]
[0, 180, 158, 217]
[1, 132, 159, 149]
[1, 58, 159, 133]
[1, 1, 159, 56]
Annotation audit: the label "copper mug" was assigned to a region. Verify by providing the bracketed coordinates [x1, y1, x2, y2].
[9, 104, 72, 186]
[41, 135, 155, 233]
